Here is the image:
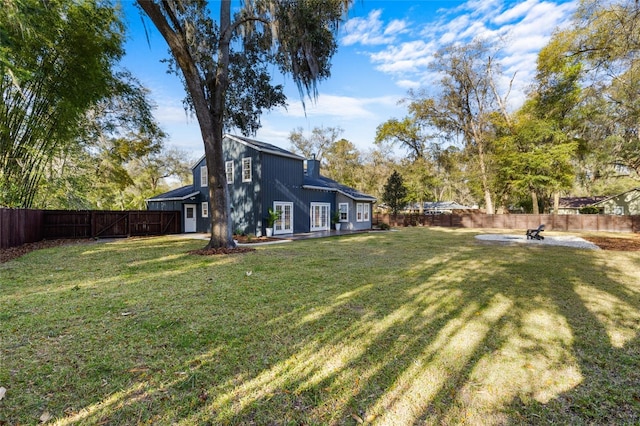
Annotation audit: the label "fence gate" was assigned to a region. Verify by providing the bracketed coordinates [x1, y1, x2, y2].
[43, 210, 180, 239]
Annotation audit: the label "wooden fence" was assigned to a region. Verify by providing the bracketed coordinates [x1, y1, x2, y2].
[0, 208, 44, 249]
[0, 209, 181, 249]
[374, 213, 640, 233]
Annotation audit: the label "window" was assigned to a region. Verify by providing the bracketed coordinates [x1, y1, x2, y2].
[310, 203, 330, 231]
[356, 203, 370, 222]
[200, 165, 207, 187]
[225, 161, 234, 184]
[242, 157, 252, 182]
[201, 202, 209, 218]
[338, 203, 348, 222]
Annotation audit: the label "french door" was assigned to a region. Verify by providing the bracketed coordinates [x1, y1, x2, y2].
[273, 202, 293, 235]
[310, 203, 330, 231]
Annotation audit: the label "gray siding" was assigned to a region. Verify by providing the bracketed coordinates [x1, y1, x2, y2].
[148, 135, 375, 235]
[336, 193, 373, 231]
[147, 200, 183, 212]
[260, 153, 306, 233]
[223, 139, 262, 235]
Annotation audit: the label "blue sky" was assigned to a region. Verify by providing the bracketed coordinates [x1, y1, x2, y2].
[121, 0, 577, 159]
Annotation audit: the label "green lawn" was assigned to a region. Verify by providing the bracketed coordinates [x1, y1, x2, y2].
[1, 228, 639, 425]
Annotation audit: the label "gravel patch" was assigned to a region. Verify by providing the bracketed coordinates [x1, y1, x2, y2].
[475, 234, 601, 250]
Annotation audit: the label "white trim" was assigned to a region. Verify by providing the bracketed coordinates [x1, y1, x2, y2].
[201, 202, 209, 218]
[355, 203, 370, 222]
[200, 165, 207, 187]
[146, 191, 200, 202]
[242, 157, 252, 182]
[338, 202, 349, 222]
[184, 204, 197, 233]
[225, 134, 305, 160]
[301, 185, 376, 202]
[225, 160, 234, 184]
[273, 201, 293, 235]
[310, 202, 330, 231]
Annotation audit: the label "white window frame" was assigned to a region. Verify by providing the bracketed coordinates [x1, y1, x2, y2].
[200, 165, 207, 187]
[356, 203, 370, 222]
[242, 157, 252, 182]
[273, 201, 293, 235]
[225, 161, 234, 184]
[201, 202, 209, 218]
[338, 203, 349, 222]
[310, 202, 330, 231]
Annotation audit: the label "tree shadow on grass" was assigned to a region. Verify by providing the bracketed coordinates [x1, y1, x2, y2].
[192, 232, 639, 424]
[2, 230, 639, 424]
[506, 253, 640, 424]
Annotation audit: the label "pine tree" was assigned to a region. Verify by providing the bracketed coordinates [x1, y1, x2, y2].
[382, 171, 408, 215]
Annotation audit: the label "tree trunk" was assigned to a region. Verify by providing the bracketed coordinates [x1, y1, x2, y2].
[205, 0, 234, 249]
[476, 140, 494, 214]
[553, 191, 560, 215]
[531, 190, 539, 215]
[137, 0, 235, 248]
[204, 132, 233, 249]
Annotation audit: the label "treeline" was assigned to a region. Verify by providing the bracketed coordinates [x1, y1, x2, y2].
[292, 0, 640, 214]
[3, 1, 638, 214]
[0, 1, 191, 210]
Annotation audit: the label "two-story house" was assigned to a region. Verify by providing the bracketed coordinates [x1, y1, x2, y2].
[146, 134, 376, 235]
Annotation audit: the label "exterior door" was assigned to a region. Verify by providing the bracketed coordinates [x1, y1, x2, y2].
[310, 203, 330, 231]
[184, 204, 197, 233]
[274, 202, 293, 235]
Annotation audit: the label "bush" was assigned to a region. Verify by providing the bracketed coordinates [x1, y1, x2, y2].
[579, 206, 600, 214]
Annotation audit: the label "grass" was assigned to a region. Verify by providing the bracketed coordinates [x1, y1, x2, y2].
[1, 228, 639, 425]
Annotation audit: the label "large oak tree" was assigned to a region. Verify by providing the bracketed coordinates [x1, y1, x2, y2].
[137, 0, 352, 248]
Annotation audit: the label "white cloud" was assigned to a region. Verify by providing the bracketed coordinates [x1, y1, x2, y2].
[277, 93, 399, 121]
[155, 103, 193, 125]
[346, 0, 577, 110]
[384, 19, 409, 36]
[342, 9, 410, 46]
[396, 79, 421, 90]
[493, 0, 539, 25]
[342, 10, 392, 46]
[370, 40, 436, 74]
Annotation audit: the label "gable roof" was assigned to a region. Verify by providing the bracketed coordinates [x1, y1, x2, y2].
[228, 134, 305, 160]
[591, 187, 640, 206]
[424, 201, 474, 210]
[146, 185, 200, 202]
[558, 196, 608, 209]
[303, 175, 377, 202]
[191, 134, 304, 168]
[558, 188, 640, 208]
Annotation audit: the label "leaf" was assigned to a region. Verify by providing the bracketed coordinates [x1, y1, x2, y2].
[351, 413, 364, 424]
[39, 411, 53, 423]
[0, 387, 6, 400]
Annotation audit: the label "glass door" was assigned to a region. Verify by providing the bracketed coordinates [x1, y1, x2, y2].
[274, 202, 293, 235]
[310, 203, 330, 231]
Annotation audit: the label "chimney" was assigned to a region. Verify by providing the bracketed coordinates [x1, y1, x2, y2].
[306, 154, 320, 179]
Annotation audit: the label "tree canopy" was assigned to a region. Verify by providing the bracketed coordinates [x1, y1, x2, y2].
[0, 0, 126, 207]
[137, 0, 352, 248]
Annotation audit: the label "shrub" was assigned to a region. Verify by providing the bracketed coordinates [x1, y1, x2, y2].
[579, 206, 600, 214]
